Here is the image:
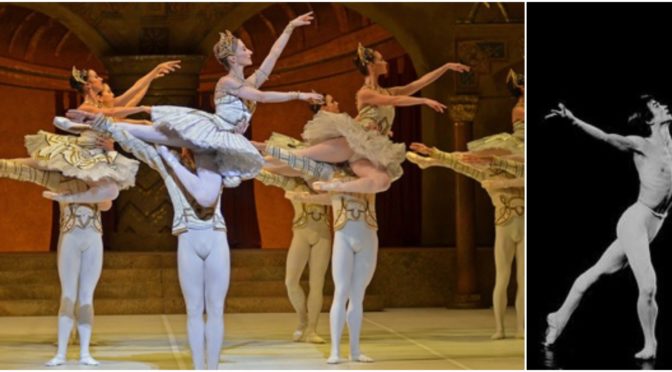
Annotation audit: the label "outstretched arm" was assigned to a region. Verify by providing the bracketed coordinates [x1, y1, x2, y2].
[388, 62, 470, 96]
[357, 88, 446, 113]
[114, 60, 181, 107]
[157, 146, 222, 208]
[248, 12, 314, 88]
[547, 103, 643, 152]
[223, 78, 323, 104]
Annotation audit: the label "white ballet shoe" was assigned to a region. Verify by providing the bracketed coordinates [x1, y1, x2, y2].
[45, 354, 66, 367]
[326, 355, 345, 364]
[350, 354, 374, 363]
[292, 328, 305, 342]
[79, 354, 100, 366]
[312, 180, 343, 192]
[543, 312, 564, 347]
[304, 332, 326, 344]
[222, 176, 241, 188]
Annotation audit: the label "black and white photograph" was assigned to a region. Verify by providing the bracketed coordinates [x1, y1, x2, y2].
[529, 2, 672, 370]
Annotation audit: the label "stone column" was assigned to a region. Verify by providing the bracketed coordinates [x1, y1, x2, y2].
[101, 55, 205, 251]
[448, 95, 481, 308]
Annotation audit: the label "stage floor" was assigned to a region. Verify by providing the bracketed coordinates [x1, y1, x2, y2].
[0, 308, 523, 370]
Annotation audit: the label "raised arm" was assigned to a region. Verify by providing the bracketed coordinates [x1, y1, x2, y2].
[547, 103, 643, 152]
[157, 146, 222, 208]
[357, 88, 446, 113]
[114, 61, 181, 107]
[247, 12, 314, 88]
[388, 62, 470, 96]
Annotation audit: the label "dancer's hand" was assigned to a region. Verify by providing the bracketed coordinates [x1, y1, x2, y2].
[423, 98, 447, 113]
[42, 190, 66, 201]
[96, 136, 115, 151]
[288, 12, 314, 30]
[300, 92, 324, 103]
[66, 109, 97, 124]
[410, 142, 432, 156]
[152, 60, 181, 79]
[545, 103, 575, 121]
[445, 63, 471, 73]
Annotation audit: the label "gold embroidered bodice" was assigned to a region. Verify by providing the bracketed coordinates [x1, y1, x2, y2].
[59, 203, 102, 233]
[332, 192, 378, 231]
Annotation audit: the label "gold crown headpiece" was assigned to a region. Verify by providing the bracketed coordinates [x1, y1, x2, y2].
[506, 69, 524, 88]
[357, 43, 374, 65]
[71, 66, 87, 85]
[214, 30, 237, 60]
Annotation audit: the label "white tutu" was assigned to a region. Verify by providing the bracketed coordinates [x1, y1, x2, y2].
[301, 111, 405, 181]
[25, 130, 139, 190]
[151, 104, 263, 181]
[468, 120, 525, 154]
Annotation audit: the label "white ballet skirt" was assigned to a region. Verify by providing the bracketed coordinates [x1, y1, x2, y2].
[300, 109, 406, 182]
[150, 94, 264, 182]
[467, 120, 525, 154]
[25, 130, 139, 190]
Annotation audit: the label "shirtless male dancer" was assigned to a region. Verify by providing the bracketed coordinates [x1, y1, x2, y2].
[543, 96, 672, 360]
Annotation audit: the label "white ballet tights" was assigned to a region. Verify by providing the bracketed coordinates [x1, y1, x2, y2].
[329, 222, 378, 362]
[177, 229, 230, 370]
[285, 227, 331, 338]
[491, 215, 524, 339]
[53, 226, 103, 363]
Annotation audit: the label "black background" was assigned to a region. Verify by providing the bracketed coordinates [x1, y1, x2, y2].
[528, 3, 672, 369]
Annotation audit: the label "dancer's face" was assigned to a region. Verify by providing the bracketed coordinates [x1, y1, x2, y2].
[231, 40, 253, 67]
[647, 99, 672, 124]
[101, 84, 115, 108]
[86, 69, 104, 93]
[322, 94, 340, 113]
[369, 51, 388, 76]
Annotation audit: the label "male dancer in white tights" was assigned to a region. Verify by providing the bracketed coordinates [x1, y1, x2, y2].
[76, 114, 229, 370]
[0, 158, 116, 366]
[544, 98, 672, 359]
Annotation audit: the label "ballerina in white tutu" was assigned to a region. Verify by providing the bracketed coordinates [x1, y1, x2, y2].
[258, 43, 470, 194]
[68, 12, 322, 193]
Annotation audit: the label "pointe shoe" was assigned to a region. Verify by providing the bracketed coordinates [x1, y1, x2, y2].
[634, 344, 657, 360]
[304, 332, 326, 344]
[350, 354, 374, 363]
[79, 354, 100, 366]
[292, 327, 306, 342]
[543, 313, 563, 347]
[326, 355, 345, 364]
[312, 180, 343, 192]
[222, 176, 242, 188]
[45, 354, 66, 367]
